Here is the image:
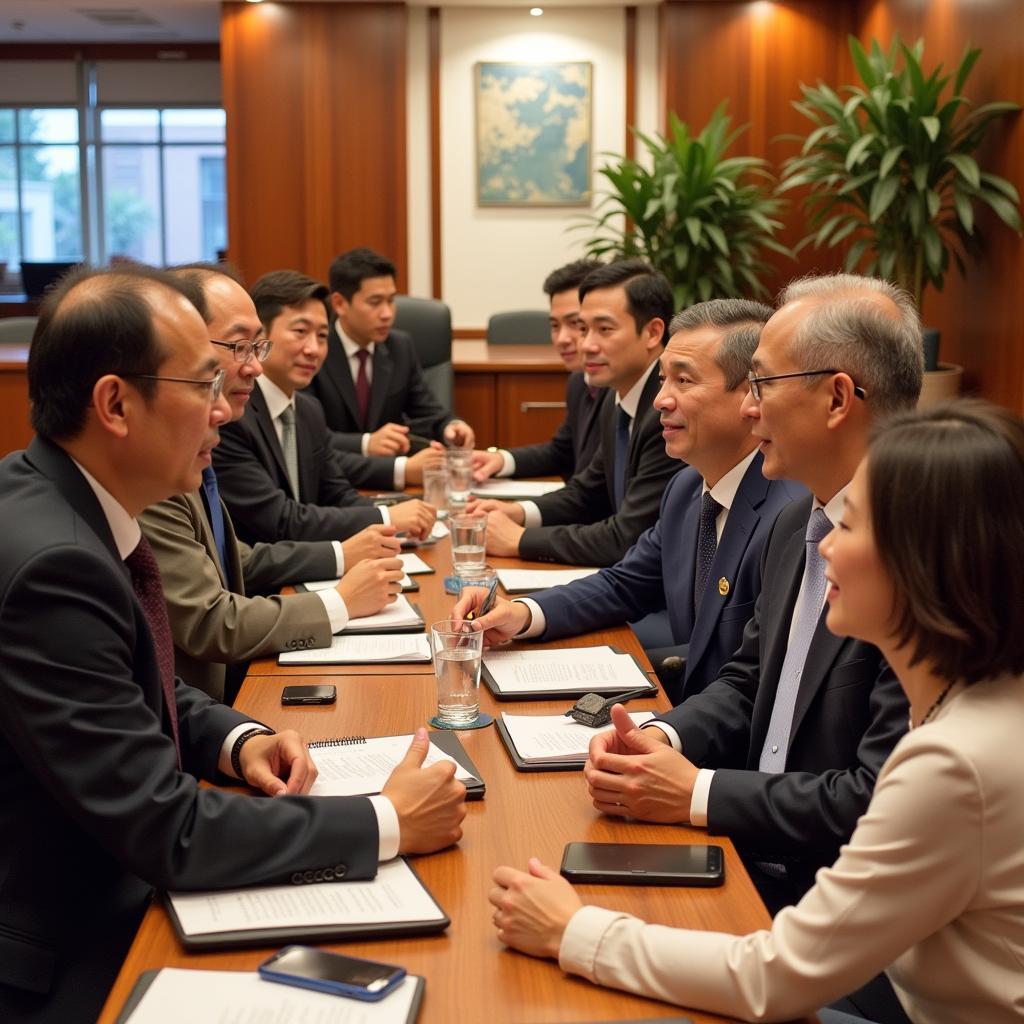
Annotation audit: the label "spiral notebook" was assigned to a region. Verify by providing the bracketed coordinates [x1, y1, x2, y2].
[308, 730, 485, 801]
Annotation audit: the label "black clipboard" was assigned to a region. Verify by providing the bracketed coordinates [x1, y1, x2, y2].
[164, 858, 449, 951]
[340, 601, 426, 635]
[494, 714, 588, 773]
[481, 646, 657, 701]
[116, 969, 426, 1022]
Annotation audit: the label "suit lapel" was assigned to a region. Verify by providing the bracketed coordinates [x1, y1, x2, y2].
[790, 615, 848, 740]
[249, 386, 292, 493]
[326, 325, 362, 426]
[626, 370, 661, 473]
[688, 456, 768, 674]
[295, 395, 319, 503]
[578, 383, 606, 455]
[368, 341, 393, 429]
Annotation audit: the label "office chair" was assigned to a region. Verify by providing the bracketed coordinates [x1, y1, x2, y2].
[0, 316, 38, 346]
[20, 261, 79, 299]
[487, 310, 550, 345]
[393, 295, 454, 409]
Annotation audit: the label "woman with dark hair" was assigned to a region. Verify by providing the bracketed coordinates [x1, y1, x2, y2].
[489, 399, 1024, 1024]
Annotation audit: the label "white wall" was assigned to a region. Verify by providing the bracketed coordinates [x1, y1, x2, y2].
[434, 7, 627, 329]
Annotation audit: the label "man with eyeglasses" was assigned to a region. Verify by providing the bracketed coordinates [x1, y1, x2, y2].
[583, 275, 921, 934]
[0, 264, 468, 1024]
[139, 264, 405, 702]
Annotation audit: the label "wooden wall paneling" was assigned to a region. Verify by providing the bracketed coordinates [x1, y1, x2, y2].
[221, 2, 408, 289]
[429, 7, 443, 299]
[453, 373, 497, 447]
[625, 6, 637, 160]
[854, 0, 1024, 412]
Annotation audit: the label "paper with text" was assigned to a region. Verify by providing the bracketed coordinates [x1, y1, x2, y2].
[496, 567, 599, 593]
[501, 711, 656, 762]
[280, 634, 431, 665]
[168, 859, 444, 937]
[483, 646, 654, 694]
[122, 968, 421, 1023]
[339, 595, 422, 633]
[309, 735, 476, 796]
[472, 480, 566, 499]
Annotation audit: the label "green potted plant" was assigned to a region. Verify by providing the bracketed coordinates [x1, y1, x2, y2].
[577, 102, 792, 310]
[780, 35, 1021, 387]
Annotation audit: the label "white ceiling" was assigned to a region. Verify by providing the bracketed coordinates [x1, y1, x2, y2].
[0, 0, 655, 44]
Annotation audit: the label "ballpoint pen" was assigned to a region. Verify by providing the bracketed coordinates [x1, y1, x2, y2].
[465, 577, 499, 621]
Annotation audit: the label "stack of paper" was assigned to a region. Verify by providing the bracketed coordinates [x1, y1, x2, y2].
[279, 634, 431, 665]
[482, 646, 655, 698]
[301, 574, 415, 591]
[341, 595, 423, 634]
[496, 567, 599, 593]
[471, 479, 566, 499]
[499, 711, 656, 765]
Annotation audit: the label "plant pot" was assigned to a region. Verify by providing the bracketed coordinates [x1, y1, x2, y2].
[917, 363, 963, 409]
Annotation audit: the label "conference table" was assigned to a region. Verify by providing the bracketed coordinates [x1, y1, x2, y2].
[100, 528, 816, 1024]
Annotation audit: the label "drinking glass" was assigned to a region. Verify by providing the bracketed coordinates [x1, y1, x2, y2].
[422, 467, 451, 519]
[445, 449, 474, 511]
[449, 513, 487, 574]
[431, 619, 483, 727]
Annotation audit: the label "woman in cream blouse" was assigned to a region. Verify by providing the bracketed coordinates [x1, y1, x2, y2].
[488, 400, 1024, 1024]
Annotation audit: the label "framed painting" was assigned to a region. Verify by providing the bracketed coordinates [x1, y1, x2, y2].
[475, 61, 592, 207]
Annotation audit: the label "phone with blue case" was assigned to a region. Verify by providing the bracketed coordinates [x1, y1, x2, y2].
[258, 945, 406, 1001]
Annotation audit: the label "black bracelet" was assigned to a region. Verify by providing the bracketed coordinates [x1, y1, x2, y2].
[230, 726, 276, 780]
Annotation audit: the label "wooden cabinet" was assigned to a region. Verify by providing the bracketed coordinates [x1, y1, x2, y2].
[0, 345, 32, 456]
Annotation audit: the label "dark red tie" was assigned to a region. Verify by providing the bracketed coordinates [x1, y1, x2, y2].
[125, 534, 182, 767]
[355, 349, 371, 426]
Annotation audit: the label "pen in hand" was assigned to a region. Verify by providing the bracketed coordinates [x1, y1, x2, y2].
[465, 578, 499, 621]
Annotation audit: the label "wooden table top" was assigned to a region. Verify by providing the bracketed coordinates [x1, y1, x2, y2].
[99, 532, 814, 1024]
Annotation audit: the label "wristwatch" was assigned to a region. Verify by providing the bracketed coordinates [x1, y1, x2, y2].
[230, 726, 276, 779]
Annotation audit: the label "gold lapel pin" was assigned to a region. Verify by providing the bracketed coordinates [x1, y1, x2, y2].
[718, 577, 730, 597]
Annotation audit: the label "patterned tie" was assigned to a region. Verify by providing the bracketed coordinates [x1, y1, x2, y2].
[693, 492, 722, 614]
[125, 534, 181, 768]
[279, 404, 301, 499]
[355, 348, 371, 426]
[200, 465, 228, 574]
[613, 406, 631, 509]
[758, 508, 833, 772]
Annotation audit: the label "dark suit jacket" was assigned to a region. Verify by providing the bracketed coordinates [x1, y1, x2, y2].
[518, 367, 682, 566]
[212, 385, 381, 545]
[311, 326, 457, 453]
[508, 372, 607, 481]
[656, 495, 909, 898]
[0, 439, 378, 1022]
[533, 455, 806, 700]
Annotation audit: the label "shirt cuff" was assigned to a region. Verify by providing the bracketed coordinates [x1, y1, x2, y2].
[520, 501, 542, 528]
[315, 586, 350, 635]
[331, 540, 345, 576]
[516, 598, 546, 638]
[393, 456, 408, 490]
[219, 722, 267, 779]
[498, 450, 515, 477]
[360, 433, 371, 456]
[368, 794, 400, 861]
[642, 720, 682, 750]
[689, 769, 714, 827]
[379, 505, 391, 526]
[559, 905, 630, 981]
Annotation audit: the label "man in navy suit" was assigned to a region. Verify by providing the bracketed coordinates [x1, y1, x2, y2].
[472, 259, 607, 483]
[456, 299, 804, 703]
[582, 274, 923, 928]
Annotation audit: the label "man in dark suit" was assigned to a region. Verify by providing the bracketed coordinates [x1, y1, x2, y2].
[213, 270, 436, 545]
[142, 264, 404, 702]
[310, 247, 473, 489]
[470, 260, 682, 566]
[583, 273, 924, 917]
[457, 299, 805, 703]
[0, 264, 466, 1023]
[472, 259, 607, 483]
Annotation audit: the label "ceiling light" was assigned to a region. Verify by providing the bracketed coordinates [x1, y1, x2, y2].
[530, 7, 543, 16]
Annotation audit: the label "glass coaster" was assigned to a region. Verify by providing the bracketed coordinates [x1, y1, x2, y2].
[428, 712, 494, 731]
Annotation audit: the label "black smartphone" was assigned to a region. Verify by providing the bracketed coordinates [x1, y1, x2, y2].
[258, 946, 406, 1001]
[560, 842, 724, 887]
[280, 684, 336, 706]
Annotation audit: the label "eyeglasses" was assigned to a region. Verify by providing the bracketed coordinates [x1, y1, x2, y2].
[747, 369, 866, 402]
[211, 338, 273, 364]
[123, 368, 226, 403]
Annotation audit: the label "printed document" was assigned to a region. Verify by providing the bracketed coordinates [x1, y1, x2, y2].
[501, 711, 655, 763]
[483, 646, 654, 694]
[280, 634, 431, 665]
[472, 480, 565, 499]
[496, 567, 599, 593]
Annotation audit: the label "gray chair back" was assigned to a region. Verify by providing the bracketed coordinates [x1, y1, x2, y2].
[394, 294, 453, 409]
[487, 310, 550, 345]
[0, 317, 38, 346]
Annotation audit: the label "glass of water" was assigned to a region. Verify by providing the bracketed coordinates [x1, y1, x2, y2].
[450, 512, 487, 574]
[431, 619, 483, 727]
[445, 449, 473, 511]
[422, 466, 451, 519]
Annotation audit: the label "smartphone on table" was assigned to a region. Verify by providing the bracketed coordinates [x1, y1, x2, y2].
[560, 842, 724, 887]
[258, 945, 407, 1001]
[280, 684, 336, 706]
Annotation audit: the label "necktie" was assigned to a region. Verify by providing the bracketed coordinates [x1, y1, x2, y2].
[279, 404, 300, 499]
[613, 406, 631, 509]
[354, 349, 371, 426]
[758, 508, 833, 772]
[586, 384, 599, 402]
[200, 465, 228, 575]
[125, 535, 181, 768]
[693, 492, 722, 614]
